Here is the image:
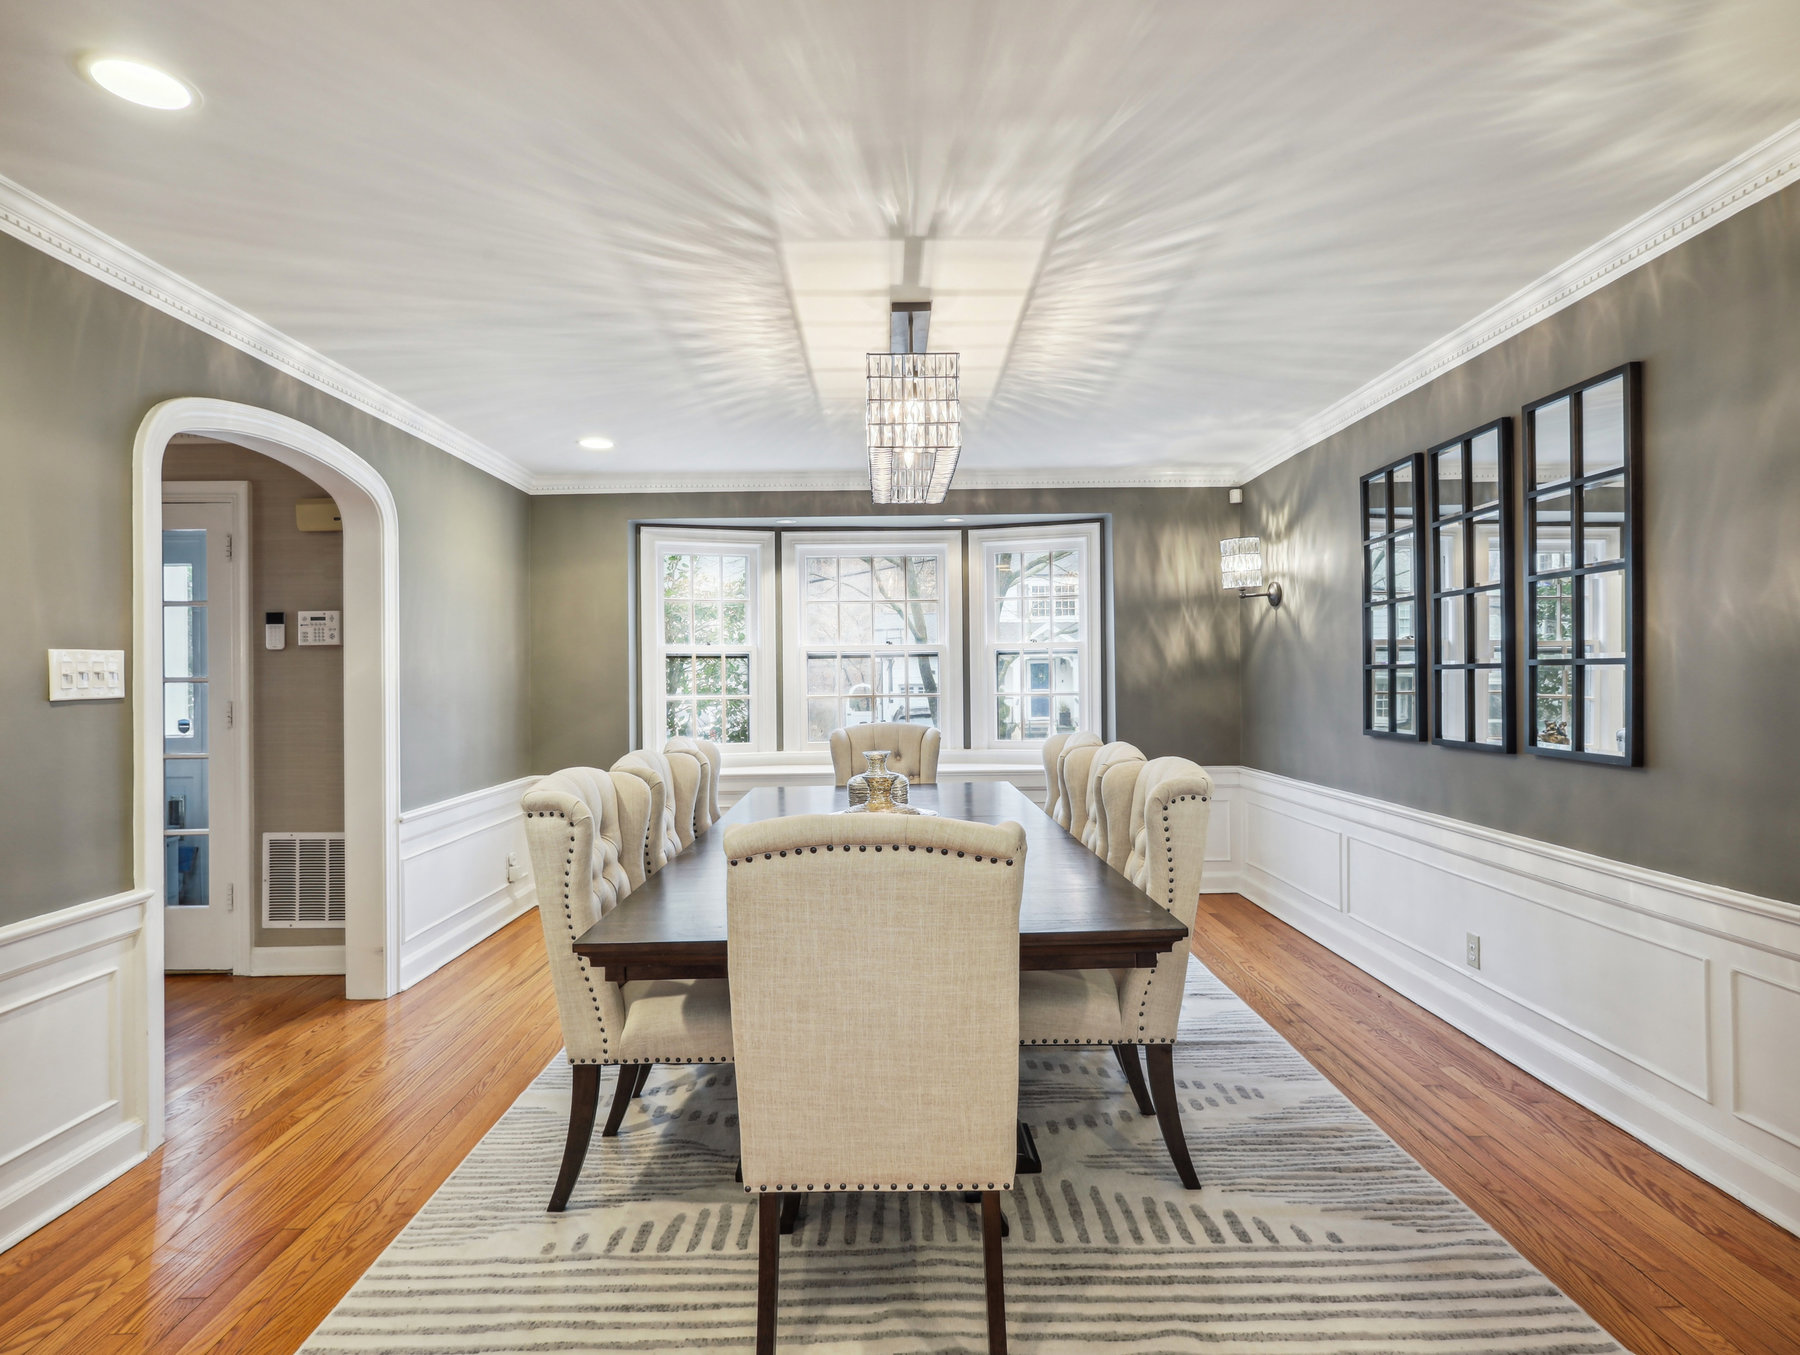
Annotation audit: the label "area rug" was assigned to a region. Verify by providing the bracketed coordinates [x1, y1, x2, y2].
[301, 962, 1624, 1353]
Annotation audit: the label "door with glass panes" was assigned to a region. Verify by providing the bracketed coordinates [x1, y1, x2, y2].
[162, 499, 246, 972]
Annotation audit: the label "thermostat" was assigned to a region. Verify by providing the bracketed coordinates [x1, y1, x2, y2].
[297, 610, 341, 646]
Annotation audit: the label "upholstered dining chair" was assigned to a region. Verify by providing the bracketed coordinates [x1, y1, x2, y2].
[660, 740, 706, 849]
[520, 768, 733, 1212]
[726, 812, 1025, 1354]
[1054, 732, 1103, 834]
[1040, 731, 1073, 817]
[1080, 741, 1145, 860]
[666, 736, 721, 832]
[1018, 756, 1213, 1189]
[828, 721, 941, 785]
[612, 750, 684, 872]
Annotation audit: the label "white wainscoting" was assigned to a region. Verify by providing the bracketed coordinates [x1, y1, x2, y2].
[0, 889, 152, 1254]
[397, 776, 538, 991]
[248, 944, 347, 976]
[1199, 765, 1800, 1237]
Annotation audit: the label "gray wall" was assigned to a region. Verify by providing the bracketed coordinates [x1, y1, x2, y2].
[0, 232, 532, 928]
[1242, 184, 1800, 904]
[165, 441, 346, 949]
[529, 487, 1243, 774]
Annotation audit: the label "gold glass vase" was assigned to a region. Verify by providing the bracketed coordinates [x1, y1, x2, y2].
[846, 749, 909, 810]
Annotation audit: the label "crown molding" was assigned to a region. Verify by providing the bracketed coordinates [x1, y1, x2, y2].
[1238, 115, 1800, 484]
[528, 463, 1239, 495]
[0, 172, 536, 492]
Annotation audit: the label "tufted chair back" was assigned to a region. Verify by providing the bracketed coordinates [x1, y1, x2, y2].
[660, 740, 705, 849]
[1097, 757, 1146, 874]
[1081, 742, 1144, 859]
[695, 738, 722, 824]
[607, 758, 655, 889]
[829, 722, 941, 785]
[1056, 734, 1103, 835]
[1119, 757, 1214, 1042]
[1040, 732, 1073, 818]
[668, 736, 722, 830]
[521, 769, 632, 1062]
[612, 750, 684, 872]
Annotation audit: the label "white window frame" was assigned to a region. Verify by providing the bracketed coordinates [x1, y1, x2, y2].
[638, 526, 777, 752]
[780, 530, 965, 752]
[969, 522, 1103, 750]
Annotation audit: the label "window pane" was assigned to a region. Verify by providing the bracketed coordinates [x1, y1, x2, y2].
[667, 701, 693, 737]
[1366, 474, 1389, 539]
[995, 552, 1022, 599]
[996, 695, 1021, 741]
[909, 556, 938, 599]
[840, 557, 872, 599]
[914, 698, 939, 727]
[1534, 398, 1571, 484]
[164, 605, 207, 678]
[1367, 542, 1389, 598]
[841, 604, 873, 644]
[1434, 446, 1463, 518]
[164, 757, 209, 830]
[1582, 475, 1626, 563]
[1469, 429, 1501, 507]
[1436, 520, 1465, 591]
[162, 530, 206, 601]
[1440, 597, 1466, 664]
[1025, 694, 1051, 740]
[164, 835, 209, 908]
[1583, 665, 1627, 756]
[724, 699, 751, 744]
[996, 597, 1023, 641]
[1054, 695, 1079, 733]
[1393, 535, 1414, 597]
[695, 656, 722, 693]
[874, 601, 906, 644]
[724, 654, 750, 696]
[805, 601, 837, 643]
[806, 656, 836, 694]
[663, 602, 689, 645]
[996, 651, 1020, 693]
[841, 654, 871, 694]
[1391, 461, 1415, 526]
[666, 655, 693, 695]
[663, 552, 691, 598]
[1027, 657, 1051, 691]
[1476, 667, 1505, 745]
[806, 698, 836, 742]
[806, 556, 836, 599]
[1052, 652, 1078, 691]
[1370, 667, 1391, 731]
[1471, 589, 1503, 664]
[1582, 569, 1625, 658]
[910, 653, 940, 695]
[1394, 601, 1415, 665]
[1533, 493, 1572, 569]
[1582, 376, 1625, 475]
[1369, 606, 1390, 666]
[164, 682, 207, 754]
[1439, 670, 1468, 742]
[1534, 664, 1573, 746]
[907, 602, 939, 644]
[695, 700, 723, 740]
[875, 556, 907, 600]
[720, 601, 748, 644]
[1534, 579, 1574, 658]
[879, 694, 908, 722]
[722, 554, 748, 599]
[1026, 551, 1052, 578]
[1472, 513, 1503, 585]
[693, 555, 722, 597]
[1028, 609, 1053, 644]
[845, 695, 872, 724]
[1394, 666, 1417, 733]
[877, 654, 907, 696]
[692, 602, 719, 645]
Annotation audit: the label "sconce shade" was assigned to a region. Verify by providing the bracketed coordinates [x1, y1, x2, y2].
[1220, 537, 1265, 590]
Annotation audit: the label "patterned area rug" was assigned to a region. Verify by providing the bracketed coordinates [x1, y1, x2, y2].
[302, 962, 1624, 1353]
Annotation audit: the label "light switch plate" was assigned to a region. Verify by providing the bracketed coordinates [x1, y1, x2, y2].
[48, 649, 126, 702]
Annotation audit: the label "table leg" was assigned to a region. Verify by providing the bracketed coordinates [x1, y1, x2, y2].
[1015, 1120, 1041, 1175]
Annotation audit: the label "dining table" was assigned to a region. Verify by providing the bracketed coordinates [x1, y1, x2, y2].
[571, 777, 1190, 1172]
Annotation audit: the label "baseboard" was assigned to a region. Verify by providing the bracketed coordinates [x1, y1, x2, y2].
[248, 945, 346, 976]
[0, 889, 152, 1254]
[397, 777, 538, 990]
[1211, 765, 1800, 1238]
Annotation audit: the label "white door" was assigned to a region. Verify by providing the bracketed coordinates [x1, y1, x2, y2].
[162, 500, 247, 971]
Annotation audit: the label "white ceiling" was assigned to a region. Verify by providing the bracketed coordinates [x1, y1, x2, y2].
[2, 1, 1799, 486]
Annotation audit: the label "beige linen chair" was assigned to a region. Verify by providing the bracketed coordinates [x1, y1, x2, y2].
[828, 721, 941, 785]
[1054, 732, 1103, 834]
[612, 749, 684, 872]
[1040, 732, 1073, 817]
[1019, 756, 1213, 1189]
[660, 739, 706, 849]
[521, 768, 733, 1212]
[675, 736, 722, 830]
[726, 812, 1025, 1354]
[1080, 742, 1145, 859]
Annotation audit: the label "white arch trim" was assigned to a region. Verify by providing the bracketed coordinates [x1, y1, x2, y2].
[133, 399, 401, 1137]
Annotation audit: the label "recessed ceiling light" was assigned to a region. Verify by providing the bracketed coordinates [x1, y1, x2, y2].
[83, 55, 196, 110]
[578, 435, 614, 451]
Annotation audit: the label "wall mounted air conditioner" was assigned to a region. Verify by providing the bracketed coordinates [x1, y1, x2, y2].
[263, 832, 346, 927]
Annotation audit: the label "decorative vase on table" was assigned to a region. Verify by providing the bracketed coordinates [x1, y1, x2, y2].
[846, 749, 909, 810]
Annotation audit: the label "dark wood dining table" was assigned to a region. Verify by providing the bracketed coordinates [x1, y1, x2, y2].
[571, 779, 1189, 983]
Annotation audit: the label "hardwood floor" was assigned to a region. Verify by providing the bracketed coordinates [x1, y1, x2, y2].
[2, 896, 1796, 1354]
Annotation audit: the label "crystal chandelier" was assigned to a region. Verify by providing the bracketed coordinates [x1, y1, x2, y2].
[867, 302, 960, 503]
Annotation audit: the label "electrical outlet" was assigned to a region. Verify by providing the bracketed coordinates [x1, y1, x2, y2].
[505, 851, 524, 884]
[1465, 933, 1482, 969]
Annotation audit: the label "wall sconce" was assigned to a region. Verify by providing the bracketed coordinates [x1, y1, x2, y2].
[1221, 536, 1282, 607]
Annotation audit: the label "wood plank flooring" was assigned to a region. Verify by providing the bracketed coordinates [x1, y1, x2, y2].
[2, 896, 1796, 1354]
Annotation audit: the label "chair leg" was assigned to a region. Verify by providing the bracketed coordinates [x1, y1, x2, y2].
[632, 1063, 651, 1098]
[981, 1191, 1008, 1354]
[1112, 1044, 1156, 1116]
[601, 1063, 639, 1138]
[548, 1063, 602, 1212]
[757, 1193, 781, 1355]
[1143, 1044, 1201, 1190]
[778, 1191, 800, 1236]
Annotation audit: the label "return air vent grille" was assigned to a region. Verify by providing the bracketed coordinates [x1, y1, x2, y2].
[263, 833, 346, 927]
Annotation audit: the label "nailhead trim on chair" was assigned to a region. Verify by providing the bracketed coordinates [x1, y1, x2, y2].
[539, 808, 613, 1058]
[732, 849, 1016, 866]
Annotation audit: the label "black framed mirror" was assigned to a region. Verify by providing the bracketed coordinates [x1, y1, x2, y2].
[1428, 418, 1515, 752]
[1361, 452, 1426, 740]
[1522, 363, 1643, 765]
